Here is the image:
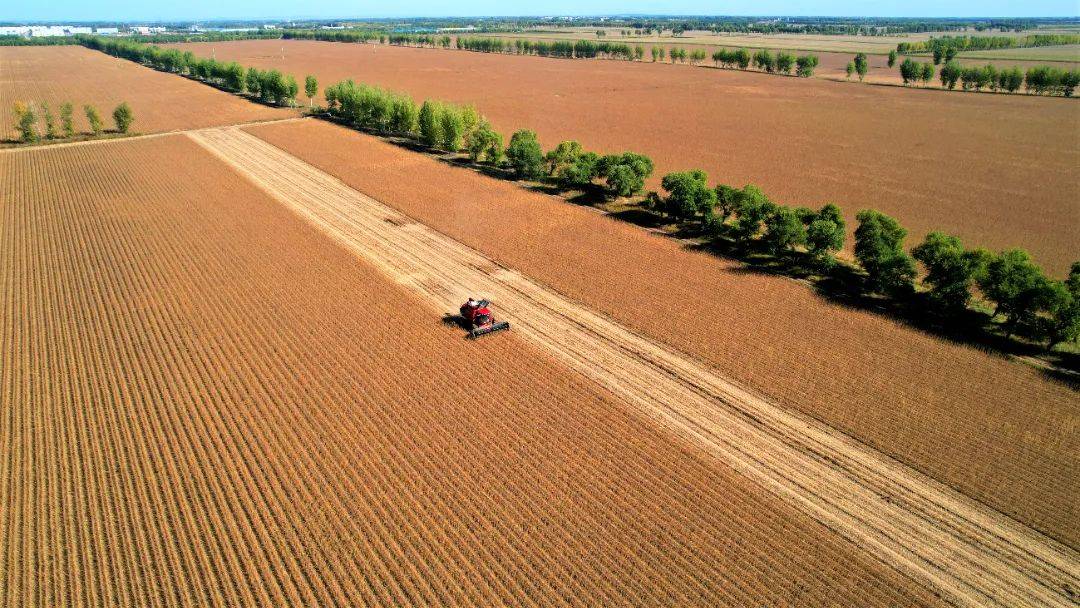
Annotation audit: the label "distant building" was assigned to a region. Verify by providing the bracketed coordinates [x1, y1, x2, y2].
[95, 27, 119, 35]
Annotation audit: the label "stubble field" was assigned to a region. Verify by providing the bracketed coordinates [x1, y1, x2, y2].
[169, 39, 1080, 275]
[0, 45, 291, 141]
[0, 135, 946, 606]
[248, 118, 1080, 548]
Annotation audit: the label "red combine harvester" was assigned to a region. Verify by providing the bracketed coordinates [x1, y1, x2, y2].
[453, 298, 511, 339]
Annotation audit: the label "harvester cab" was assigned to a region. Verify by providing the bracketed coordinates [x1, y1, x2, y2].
[456, 298, 511, 339]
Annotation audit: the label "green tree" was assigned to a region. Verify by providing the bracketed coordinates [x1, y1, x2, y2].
[735, 48, 751, 69]
[940, 61, 962, 89]
[505, 129, 544, 179]
[558, 151, 600, 189]
[853, 53, 869, 81]
[304, 74, 318, 107]
[112, 102, 134, 134]
[854, 210, 915, 295]
[730, 184, 775, 243]
[845, 61, 855, 79]
[84, 104, 103, 135]
[714, 184, 740, 221]
[660, 170, 715, 220]
[775, 52, 795, 75]
[919, 62, 934, 85]
[41, 102, 58, 139]
[763, 206, 806, 255]
[245, 67, 262, 98]
[466, 120, 503, 163]
[978, 249, 1049, 334]
[888, 49, 897, 68]
[388, 95, 419, 134]
[59, 102, 74, 138]
[1044, 262, 1080, 348]
[805, 203, 845, 264]
[12, 101, 38, 143]
[633, 45, 644, 61]
[544, 140, 583, 175]
[417, 100, 441, 147]
[438, 106, 465, 151]
[795, 54, 818, 77]
[899, 58, 919, 84]
[911, 232, 990, 314]
[597, 152, 654, 198]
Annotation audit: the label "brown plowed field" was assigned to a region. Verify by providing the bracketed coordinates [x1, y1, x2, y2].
[0, 135, 944, 606]
[0, 45, 290, 140]
[247, 118, 1080, 549]
[170, 39, 1080, 275]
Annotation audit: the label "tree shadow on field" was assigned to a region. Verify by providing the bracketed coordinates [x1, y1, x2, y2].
[315, 114, 1080, 386]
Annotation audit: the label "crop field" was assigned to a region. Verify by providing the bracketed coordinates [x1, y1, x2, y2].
[0, 135, 953, 606]
[0, 45, 290, 141]
[170, 39, 1080, 275]
[248, 118, 1080, 549]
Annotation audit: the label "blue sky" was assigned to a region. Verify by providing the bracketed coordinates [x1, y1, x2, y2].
[4, 1, 1078, 22]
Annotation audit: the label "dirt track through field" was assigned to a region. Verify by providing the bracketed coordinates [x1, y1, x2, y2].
[189, 126, 1079, 607]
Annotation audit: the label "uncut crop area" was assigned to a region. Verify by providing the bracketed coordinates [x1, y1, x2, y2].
[169, 39, 1080, 274]
[0, 45, 290, 139]
[0, 136, 944, 606]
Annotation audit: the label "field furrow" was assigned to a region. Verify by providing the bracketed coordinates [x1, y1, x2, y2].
[190, 125, 1078, 607]
[1, 134, 940, 606]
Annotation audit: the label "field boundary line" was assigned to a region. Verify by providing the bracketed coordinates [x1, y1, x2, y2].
[188, 126, 1080, 608]
[0, 116, 310, 155]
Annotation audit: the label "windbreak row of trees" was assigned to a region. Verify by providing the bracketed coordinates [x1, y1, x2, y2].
[645, 169, 1079, 349]
[927, 60, 1078, 95]
[456, 36, 638, 60]
[316, 74, 1079, 349]
[76, 35, 300, 106]
[897, 33, 1080, 54]
[320, 77, 658, 199]
[11, 100, 133, 143]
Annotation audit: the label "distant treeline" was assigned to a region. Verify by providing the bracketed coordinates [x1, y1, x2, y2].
[457, 36, 639, 60]
[897, 33, 1080, 54]
[76, 35, 300, 106]
[0, 35, 75, 46]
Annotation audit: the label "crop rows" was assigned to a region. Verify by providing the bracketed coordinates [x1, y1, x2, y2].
[246, 118, 1080, 549]
[0, 136, 938, 606]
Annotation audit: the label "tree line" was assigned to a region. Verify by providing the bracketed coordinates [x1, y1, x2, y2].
[645, 169, 1078, 350]
[898, 57, 1078, 95]
[76, 35, 300, 106]
[11, 100, 133, 143]
[897, 33, 1080, 55]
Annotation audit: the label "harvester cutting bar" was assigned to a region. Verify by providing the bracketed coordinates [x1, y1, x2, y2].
[468, 320, 510, 339]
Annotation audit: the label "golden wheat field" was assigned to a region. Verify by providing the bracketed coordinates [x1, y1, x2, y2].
[0, 135, 954, 606]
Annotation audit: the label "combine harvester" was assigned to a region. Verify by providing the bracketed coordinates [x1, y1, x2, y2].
[450, 298, 511, 339]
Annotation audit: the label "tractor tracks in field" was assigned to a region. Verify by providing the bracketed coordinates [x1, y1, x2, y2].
[188, 126, 1080, 608]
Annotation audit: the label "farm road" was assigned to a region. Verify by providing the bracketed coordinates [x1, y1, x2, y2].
[189, 126, 1080, 608]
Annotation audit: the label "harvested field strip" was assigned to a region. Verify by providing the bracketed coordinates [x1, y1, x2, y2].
[1, 135, 940, 606]
[190, 126, 1080, 607]
[247, 119, 1080, 549]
